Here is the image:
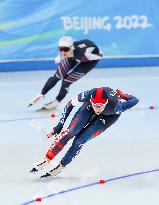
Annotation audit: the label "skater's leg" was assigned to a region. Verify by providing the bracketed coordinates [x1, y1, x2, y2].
[61, 114, 120, 166]
[55, 60, 99, 102]
[30, 128, 72, 174]
[42, 58, 77, 109]
[64, 60, 99, 83]
[41, 58, 75, 95]
[30, 107, 93, 173]
[41, 75, 60, 95]
[40, 113, 94, 178]
[55, 80, 71, 102]
[27, 74, 60, 107]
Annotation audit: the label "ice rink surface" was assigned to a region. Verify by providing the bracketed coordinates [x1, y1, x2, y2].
[0, 67, 159, 205]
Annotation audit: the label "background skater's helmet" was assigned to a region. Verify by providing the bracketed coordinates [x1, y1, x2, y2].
[90, 88, 108, 105]
[58, 36, 74, 48]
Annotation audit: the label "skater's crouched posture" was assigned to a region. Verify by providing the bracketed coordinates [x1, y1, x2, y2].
[27, 36, 102, 110]
[30, 87, 139, 178]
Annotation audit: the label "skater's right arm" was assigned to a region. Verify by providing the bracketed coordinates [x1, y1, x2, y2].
[47, 100, 74, 138]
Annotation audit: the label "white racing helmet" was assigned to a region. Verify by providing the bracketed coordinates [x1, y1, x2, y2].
[58, 36, 73, 48]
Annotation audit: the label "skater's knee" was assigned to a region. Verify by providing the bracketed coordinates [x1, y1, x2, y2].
[56, 80, 71, 101]
[67, 127, 78, 137]
[61, 80, 71, 89]
[73, 138, 86, 147]
[47, 75, 59, 85]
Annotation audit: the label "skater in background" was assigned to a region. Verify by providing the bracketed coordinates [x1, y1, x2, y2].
[30, 87, 139, 178]
[27, 36, 102, 110]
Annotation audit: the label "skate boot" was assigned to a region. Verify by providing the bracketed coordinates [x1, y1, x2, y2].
[40, 162, 65, 178]
[30, 158, 50, 174]
[43, 99, 60, 110]
[27, 93, 44, 107]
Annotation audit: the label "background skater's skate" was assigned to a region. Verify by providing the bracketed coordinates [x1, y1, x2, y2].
[36, 99, 60, 113]
[36, 107, 58, 115]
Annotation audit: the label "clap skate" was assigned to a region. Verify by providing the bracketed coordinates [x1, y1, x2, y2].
[40, 162, 65, 178]
[27, 93, 44, 107]
[30, 158, 49, 174]
[36, 99, 60, 112]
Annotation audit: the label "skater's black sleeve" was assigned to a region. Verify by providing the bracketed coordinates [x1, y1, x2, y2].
[53, 101, 74, 134]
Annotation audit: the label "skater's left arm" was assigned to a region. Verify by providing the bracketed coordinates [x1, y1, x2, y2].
[114, 89, 139, 113]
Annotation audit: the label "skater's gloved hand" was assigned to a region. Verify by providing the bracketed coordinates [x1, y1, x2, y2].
[84, 47, 102, 61]
[53, 122, 63, 134]
[54, 54, 61, 64]
[116, 89, 129, 100]
[46, 129, 57, 139]
[27, 93, 44, 107]
[46, 122, 63, 139]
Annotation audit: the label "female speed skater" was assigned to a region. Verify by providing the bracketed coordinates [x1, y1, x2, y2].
[30, 87, 139, 178]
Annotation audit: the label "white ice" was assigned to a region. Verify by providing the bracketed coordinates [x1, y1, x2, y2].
[0, 67, 159, 205]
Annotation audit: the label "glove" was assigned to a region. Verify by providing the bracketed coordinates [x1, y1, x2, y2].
[116, 89, 129, 100]
[47, 122, 63, 139]
[27, 93, 44, 107]
[54, 54, 61, 64]
[85, 47, 102, 61]
[46, 129, 57, 139]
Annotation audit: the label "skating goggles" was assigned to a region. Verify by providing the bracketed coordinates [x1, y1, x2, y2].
[59, 47, 71, 52]
[91, 101, 108, 108]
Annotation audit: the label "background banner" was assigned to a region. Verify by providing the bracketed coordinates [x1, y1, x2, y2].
[0, 0, 159, 69]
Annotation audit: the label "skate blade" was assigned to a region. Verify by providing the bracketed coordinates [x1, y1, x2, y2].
[40, 173, 52, 178]
[29, 167, 39, 175]
[36, 107, 57, 114]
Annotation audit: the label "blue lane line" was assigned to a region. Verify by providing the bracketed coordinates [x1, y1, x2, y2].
[0, 106, 159, 124]
[21, 168, 159, 205]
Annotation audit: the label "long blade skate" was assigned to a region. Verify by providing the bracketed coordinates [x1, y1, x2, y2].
[40, 162, 65, 178]
[36, 107, 57, 115]
[27, 93, 44, 107]
[36, 99, 60, 113]
[30, 158, 49, 174]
